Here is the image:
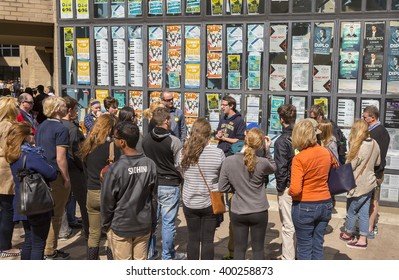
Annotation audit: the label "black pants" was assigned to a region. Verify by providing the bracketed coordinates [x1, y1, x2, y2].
[183, 204, 217, 260]
[0, 194, 14, 251]
[230, 210, 268, 260]
[22, 212, 51, 260]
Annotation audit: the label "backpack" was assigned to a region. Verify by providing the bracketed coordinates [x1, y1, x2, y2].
[331, 121, 347, 164]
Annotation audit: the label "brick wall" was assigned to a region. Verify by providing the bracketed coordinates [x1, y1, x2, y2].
[0, 0, 55, 23]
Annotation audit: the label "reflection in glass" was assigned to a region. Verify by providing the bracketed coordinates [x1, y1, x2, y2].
[366, 0, 386, 10]
[393, 0, 399, 10]
[271, 0, 289, 13]
[293, 0, 312, 13]
[94, 0, 108, 18]
[316, 0, 335, 13]
[342, 0, 361, 11]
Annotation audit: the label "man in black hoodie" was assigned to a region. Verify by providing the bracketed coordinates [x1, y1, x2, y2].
[216, 96, 246, 157]
[142, 107, 184, 260]
[274, 104, 297, 260]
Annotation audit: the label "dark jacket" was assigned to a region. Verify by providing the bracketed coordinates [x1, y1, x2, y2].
[142, 127, 182, 186]
[101, 153, 158, 238]
[33, 92, 48, 124]
[217, 112, 246, 157]
[370, 124, 390, 179]
[274, 125, 295, 193]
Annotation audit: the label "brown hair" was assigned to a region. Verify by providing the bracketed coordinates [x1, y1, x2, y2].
[309, 104, 324, 120]
[104, 96, 118, 110]
[277, 104, 297, 126]
[222, 95, 237, 112]
[181, 118, 211, 169]
[346, 119, 369, 162]
[5, 122, 32, 163]
[319, 119, 334, 147]
[151, 107, 170, 127]
[78, 114, 117, 160]
[63, 96, 78, 111]
[243, 128, 264, 173]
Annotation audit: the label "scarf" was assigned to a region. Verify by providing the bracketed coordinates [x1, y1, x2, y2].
[21, 143, 44, 155]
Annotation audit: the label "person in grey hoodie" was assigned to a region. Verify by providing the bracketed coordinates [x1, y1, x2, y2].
[219, 128, 276, 260]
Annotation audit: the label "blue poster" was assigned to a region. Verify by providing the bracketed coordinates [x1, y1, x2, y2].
[314, 26, 332, 55]
[339, 51, 359, 79]
[389, 26, 399, 56]
[341, 22, 361, 51]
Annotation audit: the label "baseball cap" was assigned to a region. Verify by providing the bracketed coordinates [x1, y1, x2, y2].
[246, 123, 260, 130]
[306, 118, 322, 135]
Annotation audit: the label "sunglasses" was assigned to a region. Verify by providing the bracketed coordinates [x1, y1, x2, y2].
[163, 98, 174, 102]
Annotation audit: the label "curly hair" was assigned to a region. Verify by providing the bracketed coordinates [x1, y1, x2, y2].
[346, 119, 369, 162]
[180, 118, 211, 169]
[78, 114, 117, 161]
[243, 128, 264, 173]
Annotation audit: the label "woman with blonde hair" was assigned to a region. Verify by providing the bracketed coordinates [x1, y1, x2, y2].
[143, 101, 165, 132]
[288, 119, 332, 260]
[78, 114, 121, 260]
[177, 118, 225, 260]
[0, 96, 20, 258]
[219, 128, 275, 259]
[339, 119, 380, 250]
[84, 98, 102, 133]
[6, 122, 57, 259]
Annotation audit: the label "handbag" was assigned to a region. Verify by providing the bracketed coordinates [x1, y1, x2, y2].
[100, 141, 114, 182]
[16, 154, 54, 216]
[327, 141, 375, 195]
[197, 164, 226, 215]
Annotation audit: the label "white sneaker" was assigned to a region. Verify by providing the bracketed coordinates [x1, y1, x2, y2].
[172, 252, 186, 260]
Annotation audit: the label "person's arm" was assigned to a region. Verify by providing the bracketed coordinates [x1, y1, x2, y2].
[179, 114, 187, 143]
[30, 153, 58, 182]
[100, 166, 118, 232]
[56, 146, 70, 189]
[274, 139, 290, 193]
[218, 161, 232, 192]
[171, 136, 183, 167]
[288, 156, 304, 197]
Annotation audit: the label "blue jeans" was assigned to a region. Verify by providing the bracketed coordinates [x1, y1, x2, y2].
[21, 212, 51, 260]
[292, 201, 332, 260]
[0, 194, 14, 251]
[148, 185, 180, 260]
[345, 193, 371, 236]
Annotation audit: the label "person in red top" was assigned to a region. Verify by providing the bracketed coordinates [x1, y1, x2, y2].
[17, 93, 38, 134]
[288, 119, 332, 260]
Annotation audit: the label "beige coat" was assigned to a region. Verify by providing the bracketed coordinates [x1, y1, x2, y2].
[0, 121, 15, 195]
[347, 139, 381, 198]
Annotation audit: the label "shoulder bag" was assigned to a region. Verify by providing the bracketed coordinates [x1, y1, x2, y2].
[198, 164, 226, 214]
[16, 154, 54, 216]
[328, 141, 375, 195]
[100, 141, 114, 182]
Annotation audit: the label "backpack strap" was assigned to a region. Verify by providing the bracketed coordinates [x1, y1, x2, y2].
[22, 153, 27, 169]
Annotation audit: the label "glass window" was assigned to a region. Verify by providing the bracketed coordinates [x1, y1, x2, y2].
[393, 0, 399, 10]
[60, 27, 75, 85]
[111, 0, 126, 18]
[342, 0, 361, 11]
[269, 23, 288, 92]
[226, 24, 243, 90]
[291, 22, 311, 92]
[94, 0, 109, 18]
[316, 0, 335, 13]
[366, 0, 386, 10]
[166, 0, 182, 15]
[293, 0, 312, 13]
[206, 24, 223, 89]
[186, 0, 201, 14]
[271, 0, 289, 13]
[94, 27, 109, 86]
[128, 0, 143, 17]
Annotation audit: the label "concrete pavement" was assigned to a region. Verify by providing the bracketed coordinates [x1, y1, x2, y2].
[5, 194, 399, 260]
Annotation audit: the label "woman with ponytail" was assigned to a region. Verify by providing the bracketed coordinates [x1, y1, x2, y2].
[219, 128, 275, 260]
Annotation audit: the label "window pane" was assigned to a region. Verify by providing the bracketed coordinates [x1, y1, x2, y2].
[94, 0, 108, 18]
[393, 0, 399, 10]
[271, 0, 288, 13]
[316, 0, 335, 13]
[293, 0, 312, 13]
[366, 0, 386, 10]
[342, 0, 361, 12]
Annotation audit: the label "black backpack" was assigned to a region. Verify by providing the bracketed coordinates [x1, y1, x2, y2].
[331, 121, 347, 164]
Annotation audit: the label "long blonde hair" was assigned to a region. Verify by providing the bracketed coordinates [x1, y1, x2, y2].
[346, 119, 369, 162]
[143, 101, 165, 120]
[181, 118, 211, 169]
[292, 119, 317, 150]
[5, 122, 32, 163]
[0, 96, 18, 122]
[78, 114, 117, 160]
[244, 128, 264, 173]
[319, 119, 334, 147]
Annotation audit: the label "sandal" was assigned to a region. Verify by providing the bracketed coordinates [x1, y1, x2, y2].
[0, 249, 22, 258]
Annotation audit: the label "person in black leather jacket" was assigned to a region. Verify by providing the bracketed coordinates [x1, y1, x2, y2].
[273, 104, 297, 260]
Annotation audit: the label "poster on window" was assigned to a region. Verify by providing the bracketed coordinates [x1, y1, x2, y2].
[113, 91, 126, 108]
[77, 38, 90, 60]
[95, 89, 109, 110]
[247, 0, 260, 14]
[313, 65, 331, 93]
[61, 0, 73, 19]
[292, 36, 310, 63]
[229, 0, 242, 14]
[77, 61, 90, 85]
[389, 26, 399, 56]
[185, 63, 201, 88]
[388, 55, 399, 94]
[292, 64, 309, 91]
[362, 52, 383, 93]
[341, 22, 361, 51]
[149, 0, 163, 15]
[76, 0, 89, 19]
[364, 23, 385, 53]
[207, 93, 220, 110]
[167, 0, 181, 14]
[184, 92, 199, 117]
[227, 26, 243, 54]
[111, 0, 125, 18]
[270, 25, 287, 53]
[148, 64, 162, 88]
[291, 96, 306, 120]
[128, 0, 142, 16]
[270, 96, 285, 113]
[207, 53, 222, 79]
[167, 25, 182, 49]
[211, 0, 223, 15]
[269, 64, 287, 91]
[167, 49, 181, 74]
[339, 51, 359, 79]
[207, 25, 223, 52]
[186, 0, 200, 13]
[314, 26, 332, 55]
[248, 71, 261, 90]
[148, 40, 163, 64]
[112, 37, 126, 86]
[185, 38, 201, 62]
[247, 24, 264, 52]
[337, 99, 355, 127]
[314, 98, 329, 118]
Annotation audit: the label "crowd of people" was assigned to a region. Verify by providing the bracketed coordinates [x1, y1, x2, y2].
[0, 89, 390, 260]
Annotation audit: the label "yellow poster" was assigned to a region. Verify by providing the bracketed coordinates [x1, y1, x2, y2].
[64, 27, 74, 42]
[185, 63, 201, 88]
[61, 0, 73, 19]
[77, 61, 90, 85]
[149, 91, 161, 103]
[314, 98, 329, 118]
[64, 42, 74, 57]
[76, 0, 89, 19]
[185, 38, 201, 62]
[95, 89, 109, 110]
[77, 38, 90, 60]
